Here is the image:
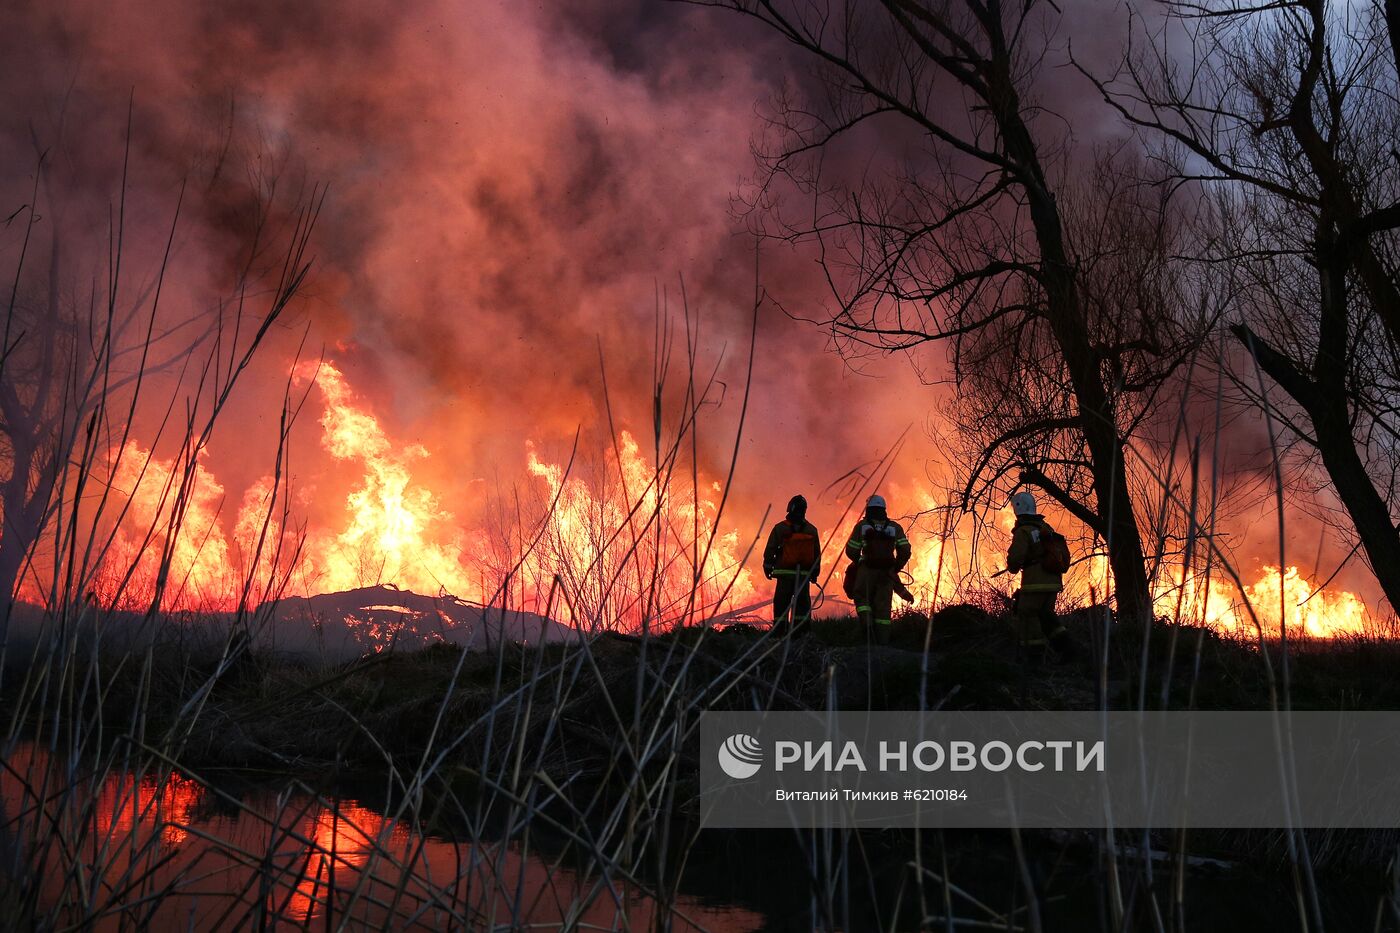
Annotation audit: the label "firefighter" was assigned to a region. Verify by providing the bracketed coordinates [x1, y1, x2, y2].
[844, 494, 910, 645]
[1006, 491, 1077, 662]
[763, 495, 821, 636]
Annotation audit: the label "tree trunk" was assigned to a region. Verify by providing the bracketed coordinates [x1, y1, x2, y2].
[0, 424, 55, 645]
[0, 519, 25, 645]
[0, 460, 36, 646]
[1045, 267, 1156, 625]
[987, 62, 1155, 624]
[1231, 326, 1400, 617]
[1312, 398, 1400, 615]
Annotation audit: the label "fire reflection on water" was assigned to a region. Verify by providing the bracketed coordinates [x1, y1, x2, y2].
[2, 744, 759, 931]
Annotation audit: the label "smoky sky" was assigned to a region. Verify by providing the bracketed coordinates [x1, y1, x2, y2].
[0, 0, 1372, 603]
[0, 0, 937, 543]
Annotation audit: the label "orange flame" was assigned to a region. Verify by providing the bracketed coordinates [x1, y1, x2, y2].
[56, 368, 1382, 639]
[292, 363, 755, 627]
[84, 442, 299, 611]
[518, 431, 757, 627]
[95, 441, 238, 610]
[297, 362, 480, 601]
[889, 490, 1379, 639]
[899, 490, 1012, 607]
[1154, 564, 1375, 639]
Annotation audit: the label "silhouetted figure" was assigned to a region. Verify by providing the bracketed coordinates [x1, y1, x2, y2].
[1006, 491, 1077, 663]
[844, 494, 910, 646]
[763, 495, 821, 637]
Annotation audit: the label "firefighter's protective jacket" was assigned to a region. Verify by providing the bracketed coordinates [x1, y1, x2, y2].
[763, 518, 822, 578]
[1007, 514, 1064, 592]
[844, 511, 911, 570]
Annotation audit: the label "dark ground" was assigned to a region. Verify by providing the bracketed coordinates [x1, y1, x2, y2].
[9, 604, 1400, 930]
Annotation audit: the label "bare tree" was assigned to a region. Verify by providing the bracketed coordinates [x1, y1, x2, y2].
[1083, 0, 1400, 616]
[697, 0, 1206, 622]
[950, 155, 1213, 582]
[0, 128, 320, 643]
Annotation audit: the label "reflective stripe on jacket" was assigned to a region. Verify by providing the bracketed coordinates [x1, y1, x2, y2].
[844, 513, 910, 569]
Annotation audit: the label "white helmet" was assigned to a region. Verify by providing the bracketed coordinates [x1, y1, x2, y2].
[1011, 491, 1037, 516]
[866, 493, 886, 510]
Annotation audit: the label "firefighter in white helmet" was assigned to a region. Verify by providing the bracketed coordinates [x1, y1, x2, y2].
[844, 494, 910, 645]
[1006, 490, 1077, 662]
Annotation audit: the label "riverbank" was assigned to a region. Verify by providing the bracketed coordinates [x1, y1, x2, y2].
[7, 605, 1400, 929]
[12, 603, 1400, 777]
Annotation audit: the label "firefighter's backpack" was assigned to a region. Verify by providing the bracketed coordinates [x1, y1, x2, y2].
[779, 524, 818, 568]
[1039, 529, 1072, 574]
[861, 521, 899, 569]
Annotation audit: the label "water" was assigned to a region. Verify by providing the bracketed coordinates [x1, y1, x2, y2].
[0, 743, 762, 931]
[3, 743, 1387, 931]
